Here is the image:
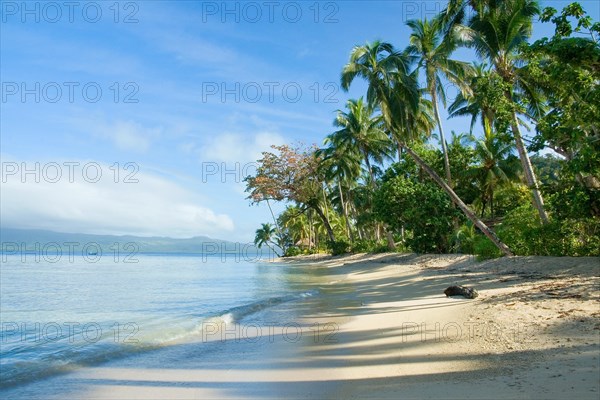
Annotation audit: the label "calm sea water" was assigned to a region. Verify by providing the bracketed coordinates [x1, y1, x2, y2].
[0, 253, 316, 389]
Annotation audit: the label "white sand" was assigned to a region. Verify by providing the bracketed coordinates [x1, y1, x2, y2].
[6, 253, 599, 399]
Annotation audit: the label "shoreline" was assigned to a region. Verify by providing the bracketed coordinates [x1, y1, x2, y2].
[3, 253, 599, 399]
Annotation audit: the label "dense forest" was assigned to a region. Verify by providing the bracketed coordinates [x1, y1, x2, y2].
[246, 0, 599, 258]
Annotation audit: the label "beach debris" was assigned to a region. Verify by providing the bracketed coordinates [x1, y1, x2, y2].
[444, 285, 479, 299]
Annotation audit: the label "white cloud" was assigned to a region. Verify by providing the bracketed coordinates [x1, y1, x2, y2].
[99, 120, 160, 153]
[198, 131, 285, 164]
[0, 159, 234, 238]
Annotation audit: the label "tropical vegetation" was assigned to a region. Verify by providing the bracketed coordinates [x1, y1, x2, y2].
[246, 1, 599, 258]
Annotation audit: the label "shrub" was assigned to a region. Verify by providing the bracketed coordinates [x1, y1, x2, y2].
[374, 177, 461, 253]
[473, 235, 503, 260]
[328, 240, 350, 256]
[284, 246, 302, 257]
[452, 222, 477, 254]
[476, 204, 600, 257]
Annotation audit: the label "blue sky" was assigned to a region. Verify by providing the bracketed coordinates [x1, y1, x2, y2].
[1, 0, 598, 242]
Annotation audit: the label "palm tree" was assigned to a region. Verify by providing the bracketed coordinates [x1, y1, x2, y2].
[469, 130, 520, 218]
[254, 223, 281, 257]
[341, 41, 419, 141]
[448, 63, 493, 134]
[406, 17, 472, 186]
[279, 206, 313, 250]
[452, 0, 549, 223]
[342, 41, 514, 256]
[316, 136, 362, 243]
[330, 97, 397, 247]
[332, 98, 396, 184]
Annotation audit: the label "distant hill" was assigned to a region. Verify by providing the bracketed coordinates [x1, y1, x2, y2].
[0, 228, 268, 256]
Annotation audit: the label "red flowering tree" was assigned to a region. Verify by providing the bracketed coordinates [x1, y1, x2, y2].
[245, 144, 336, 242]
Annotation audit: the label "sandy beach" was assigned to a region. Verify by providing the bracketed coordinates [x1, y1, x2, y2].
[5, 253, 599, 399]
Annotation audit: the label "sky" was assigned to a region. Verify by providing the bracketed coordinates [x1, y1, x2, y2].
[1, 0, 598, 242]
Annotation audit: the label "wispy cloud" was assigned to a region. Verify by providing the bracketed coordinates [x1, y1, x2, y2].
[101, 120, 160, 153]
[1, 158, 234, 238]
[197, 131, 285, 164]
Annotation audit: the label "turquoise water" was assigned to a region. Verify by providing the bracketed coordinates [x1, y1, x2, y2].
[0, 253, 315, 389]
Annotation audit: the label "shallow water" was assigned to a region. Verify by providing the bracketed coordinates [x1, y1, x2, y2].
[0, 253, 317, 390]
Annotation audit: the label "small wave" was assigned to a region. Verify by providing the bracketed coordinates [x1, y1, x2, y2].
[0, 341, 155, 390]
[0, 289, 319, 390]
[211, 289, 319, 324]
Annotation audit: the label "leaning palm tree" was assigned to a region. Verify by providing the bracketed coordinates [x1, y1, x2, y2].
[254, 223, 281, 257]
[342, 40, 513, 256]
[406, 17, 472, 186]
[451, 0, 549, 223]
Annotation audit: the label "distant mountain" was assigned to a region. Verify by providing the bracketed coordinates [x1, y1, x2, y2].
[0, 228, 267, 256]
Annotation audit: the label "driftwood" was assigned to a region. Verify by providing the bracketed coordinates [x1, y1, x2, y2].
[444, 285, 479, 299]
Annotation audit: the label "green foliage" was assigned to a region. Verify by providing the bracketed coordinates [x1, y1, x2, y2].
[328, 240, 350, 256]
[493, 183, 531, 218]
[374, 176, 461, 253]
[531, 154, 563, 185]
[547, 182, 597, 220]
[284, 246, 302, 257]
[451, 222, 477, 254]
[350, 239, 394, 253]
[500, 205, 600, 256]
[447, 132, 479, 204]
[539, 2, 600, 40]
[523, 4, 600, 217]
[473, 235, 503, 260]
[262, 2, 600, 259]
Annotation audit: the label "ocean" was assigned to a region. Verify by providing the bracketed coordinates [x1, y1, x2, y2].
[0, 252, 319, 391]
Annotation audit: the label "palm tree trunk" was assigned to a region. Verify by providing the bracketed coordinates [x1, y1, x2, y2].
[308, 211, 314, 250]
[385, 230, 396, 250]
[400, 143, 513, 256]
[322, 185, 331, 224]
[313, 205, 336, 243]
[364, 154, 376, 186]
[338, 180, 354, 243]
[266, 198, 284, 244]
[508, 111, 549, 224]
[397, 143, 403, 163]
[431, 89, 452, 186]
[266, 242, 282, 257]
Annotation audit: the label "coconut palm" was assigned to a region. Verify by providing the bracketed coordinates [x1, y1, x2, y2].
[316, 137, 362, 242]
[330, 97, 398, 246]
[450, 0, 549, 223]
[341, 40, 514, 256]
[254, 223, 281, 257]
[448, 63, 493, 134]
[406, 17, 472, 186]
[469, 130, 520, 218]
[279, 206, 312, 250]
[341, 41, 419, 139]
[331, 98, 396, 184]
